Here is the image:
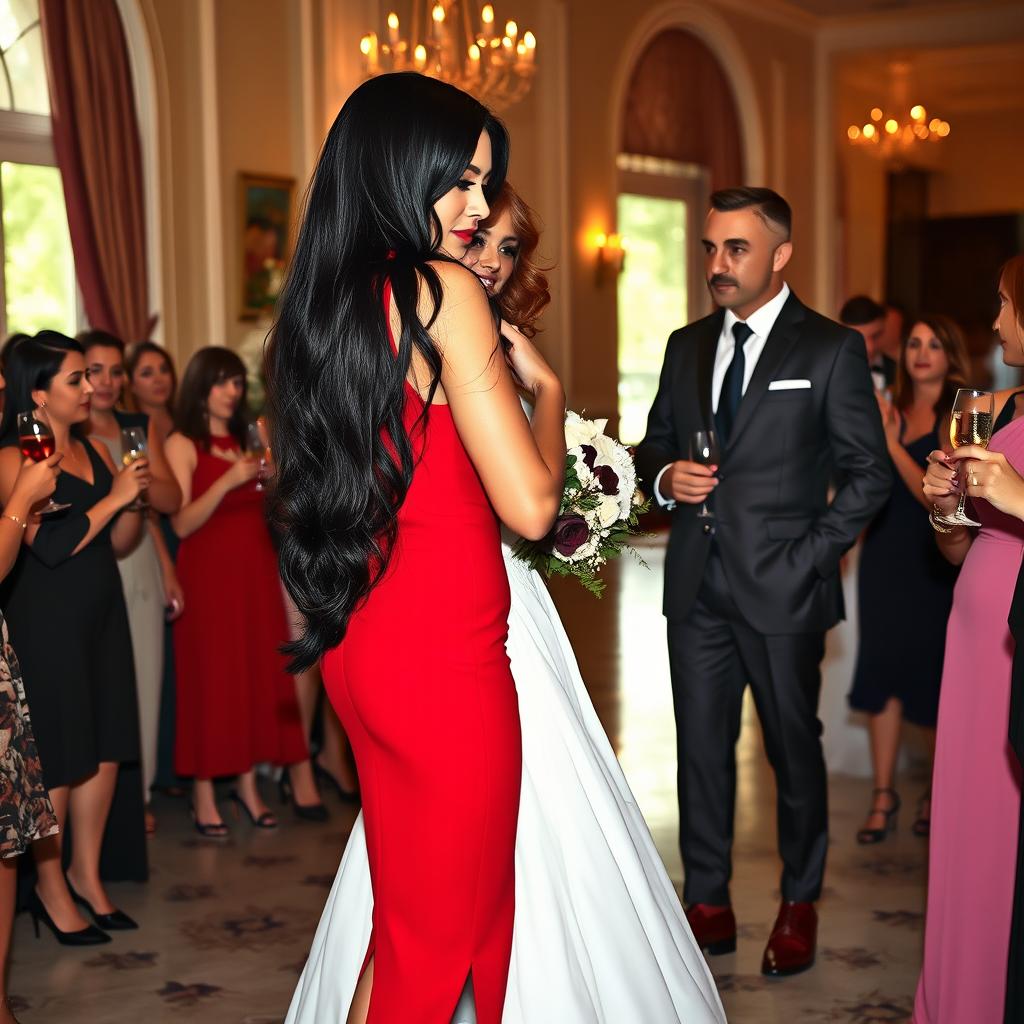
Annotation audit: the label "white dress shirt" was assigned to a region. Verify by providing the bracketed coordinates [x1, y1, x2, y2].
[654, 282, 792, 509]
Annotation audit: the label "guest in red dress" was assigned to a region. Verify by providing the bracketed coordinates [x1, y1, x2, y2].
[266, 73, 567, 1024]
[165, 348, 308, 837]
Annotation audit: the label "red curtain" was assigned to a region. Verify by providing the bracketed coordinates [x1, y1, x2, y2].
[622, 29, 744, 190]
[39, 0, 153, 342]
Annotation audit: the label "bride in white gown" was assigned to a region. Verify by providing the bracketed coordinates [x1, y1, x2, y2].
[286, 185, 726, 1024]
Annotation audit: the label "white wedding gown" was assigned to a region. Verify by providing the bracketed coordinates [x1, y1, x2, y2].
[286, 544, 727, 1023]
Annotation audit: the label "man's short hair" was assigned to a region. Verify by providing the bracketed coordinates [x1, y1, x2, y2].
[710, 187, 792, 241]
[839, 295, 886, 326]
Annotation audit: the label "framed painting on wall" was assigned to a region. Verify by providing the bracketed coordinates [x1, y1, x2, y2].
[238, 172, 295, 320]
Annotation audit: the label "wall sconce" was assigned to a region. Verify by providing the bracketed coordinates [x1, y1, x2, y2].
[591, 231, 626, 287]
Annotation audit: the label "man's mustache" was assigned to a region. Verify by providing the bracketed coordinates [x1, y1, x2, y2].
[708, 274, 739, 288]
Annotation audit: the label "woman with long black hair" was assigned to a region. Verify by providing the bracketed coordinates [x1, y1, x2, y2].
[267, 73, 566, 1024]
[287, 183, 728, 1024]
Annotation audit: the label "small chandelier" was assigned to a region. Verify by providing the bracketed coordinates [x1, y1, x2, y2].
[847, 103, 950, 155]
[360, 2, 537, 113]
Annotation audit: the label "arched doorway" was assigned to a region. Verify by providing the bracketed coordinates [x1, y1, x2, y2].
[615, 27, 745, 442]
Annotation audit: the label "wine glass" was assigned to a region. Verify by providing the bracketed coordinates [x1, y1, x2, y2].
[17, 412, 69, 515]
[246, 423, 269, 491]
[120, 425, 150, 512]
[936, 388, 995, 528]
[689, 430, 721, 523]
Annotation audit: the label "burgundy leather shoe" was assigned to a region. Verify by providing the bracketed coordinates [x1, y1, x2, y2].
[761, 901, 817, 977]
[685, 903, 736, 956]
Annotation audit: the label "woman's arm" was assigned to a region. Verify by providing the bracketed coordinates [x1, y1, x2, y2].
[923, 449, 972, 565]
[0, 451, 63, 581]
[91, 440, 147, 557]
[167, 434, 258, 539]
[143, 416, 182, 515]
[879, 402, 932, 512]
[426, 263, 564, 540]
[149, 515, 184, 621]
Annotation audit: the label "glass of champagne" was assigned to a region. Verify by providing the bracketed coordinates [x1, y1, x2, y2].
[246, 423, 269, 491]
[689, 430, 721, 522]
[17, 412, 69, 514]
[938, 388, 995, 528]
[120, 425, 149, 512]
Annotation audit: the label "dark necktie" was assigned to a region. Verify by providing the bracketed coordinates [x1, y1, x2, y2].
[717, 321, 753, 444]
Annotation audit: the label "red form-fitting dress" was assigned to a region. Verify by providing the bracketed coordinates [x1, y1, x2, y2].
[321, 279, 522, 1023]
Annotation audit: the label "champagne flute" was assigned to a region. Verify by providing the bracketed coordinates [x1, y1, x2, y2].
[120, 425, 150, 512]
[245, 423, 269, 491]
[17, 412, 69, 514]
[689, 430, 721, 522]
[937, 388, 995, 528]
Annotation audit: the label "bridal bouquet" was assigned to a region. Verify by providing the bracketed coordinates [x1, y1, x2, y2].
[513, 411, 650, 596]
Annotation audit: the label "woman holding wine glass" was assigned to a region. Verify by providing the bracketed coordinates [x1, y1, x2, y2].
[164, 347, 311, 836]
[125, 341, 176, 442]
[848, 316, 968, 844]
[82, 331, 183, 835]
[915, 257, 1024, 1023]
[0, 331, 151, 943]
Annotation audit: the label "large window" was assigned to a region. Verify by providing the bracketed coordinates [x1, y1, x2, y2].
[616, 156, 708, 445]
[0, 0, 77, 338]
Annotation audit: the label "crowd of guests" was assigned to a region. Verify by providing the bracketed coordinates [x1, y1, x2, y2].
[0, 329, 359, 1022]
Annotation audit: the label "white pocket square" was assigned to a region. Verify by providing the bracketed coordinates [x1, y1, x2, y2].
[768, 379, 811, 391]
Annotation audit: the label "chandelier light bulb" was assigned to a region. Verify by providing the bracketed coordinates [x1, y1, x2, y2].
[848, 125, 861, 140]
[885, 118, 898, 134]
[359, 2, 539, 111]
[871, 107, 883, 121]
[911, 104, 926, 121]
[863, 124, 876, 139]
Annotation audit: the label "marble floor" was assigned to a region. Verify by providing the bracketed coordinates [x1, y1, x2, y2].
[11, 538, 925, 1023]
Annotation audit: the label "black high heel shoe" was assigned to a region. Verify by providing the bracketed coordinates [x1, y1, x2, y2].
[67, 883, 138, 931]
[856, 787, 901, 845]
[228, 790, 278, 829]
[278, 770, 328, 822]
[27, 890, 110, 946]
[188, 806, 230, 839]
[313, 760, 360, 805]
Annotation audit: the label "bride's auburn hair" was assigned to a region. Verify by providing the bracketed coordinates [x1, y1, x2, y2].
[265, 73, 508, 672]
[484, 184, 550, 337]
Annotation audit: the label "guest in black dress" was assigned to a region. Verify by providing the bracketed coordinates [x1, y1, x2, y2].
[849, 315, 969, 843]
[0, 332, 151, 945]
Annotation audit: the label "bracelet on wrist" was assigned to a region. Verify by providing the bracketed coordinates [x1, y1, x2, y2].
[929, 508, 956, 534]
[2, 512, 27, 531]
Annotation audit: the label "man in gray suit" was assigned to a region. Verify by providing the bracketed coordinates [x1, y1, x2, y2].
[636, 187, 890, 976]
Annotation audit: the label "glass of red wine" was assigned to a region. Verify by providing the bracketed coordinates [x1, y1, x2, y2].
[17, 412, 69, 515]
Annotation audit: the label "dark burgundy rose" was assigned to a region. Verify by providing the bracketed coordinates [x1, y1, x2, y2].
[579, 444, 597, 470]
[551, 514, 589, 557]
[594, 465, 619, 495]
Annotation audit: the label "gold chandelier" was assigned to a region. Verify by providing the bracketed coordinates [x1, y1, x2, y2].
[360, 2, 537, 112]
[847, 103, 951, 155]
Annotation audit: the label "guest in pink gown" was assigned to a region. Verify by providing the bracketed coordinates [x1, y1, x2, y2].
[917, 261, 1024, 1023]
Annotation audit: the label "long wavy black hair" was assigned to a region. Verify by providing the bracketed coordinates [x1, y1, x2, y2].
[265, 72, 508, 672]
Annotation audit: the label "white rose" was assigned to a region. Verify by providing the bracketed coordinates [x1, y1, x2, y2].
[564, 412, 597, 449]
[596, 493, 620, 529]
[573, 458, 595, 489]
